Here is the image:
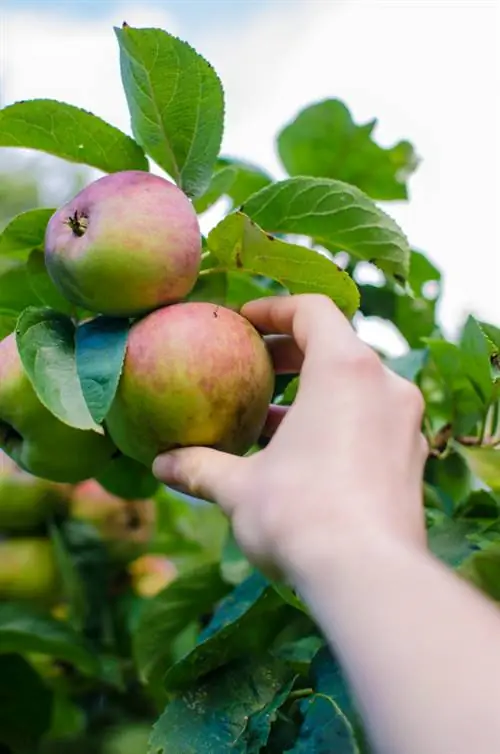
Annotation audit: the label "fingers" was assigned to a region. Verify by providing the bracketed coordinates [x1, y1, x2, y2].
[264, 335, 303, 374]
[152, 447, 245, 515]
[261, 404, 289, 437]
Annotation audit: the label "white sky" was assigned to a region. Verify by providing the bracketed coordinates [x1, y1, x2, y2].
[0, 0, 498, 353]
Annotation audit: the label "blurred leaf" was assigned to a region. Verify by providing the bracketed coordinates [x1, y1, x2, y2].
[459, 315, 493, 404]
[245, 676, 296, 753]
[0, 654, 53, 751]
[164, 571, 291, 691]
[220, 528, 252, 586]
[0, 261, 42, 313]
[16, 307, 102, 432]
[226, 272, 277, 308]
[0, 310, 18, 340]
[217, 157, 273, 207]
[49, 522, 87, 633]
[0, 208, 55, 259]
[76, 316, 129, 424]
[97, 454, 159, 500]
[134, 563, 230, 688]
[272, 583, 309, 615]
[278, 99, 418, 201]
[427, 518, 481, 568]
[244, 177, 411, 283]
[455, 489, 499, 521]
[457, 446, 500, 492]
[27, 250, 74, 314]
[289, 695, 360, 753]
[0, 99, 147, 172]
[458, 541, 500, 602]
[479, 322, 500, 353]
[116, 25, 224, 198]
[149, 658, 291, 754]
[425, 452, 471, 507]
[408, 249, 441, 296]
[385, 349, 427, 382]
[207, 212, 360, 318]
[186, 271, 228, 305]
[193, 165, 237, 214]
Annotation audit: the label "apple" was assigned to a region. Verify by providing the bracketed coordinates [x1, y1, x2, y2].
[106, 302, 275, 466]
[70, 479, 155, 563]
[0, 333, 117, 483]
[44, 170, 202, 317]
[128, 554, 177, 598]
[0, 538, 60, 603]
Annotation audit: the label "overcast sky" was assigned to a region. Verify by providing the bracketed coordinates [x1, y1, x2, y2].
[0, 0, 498, 351]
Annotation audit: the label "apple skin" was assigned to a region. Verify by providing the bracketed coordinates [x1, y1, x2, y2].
[106, 302, 275, 466]
[128, 554, 177, 598]
[44, 170, 202, 317]
[70, 479, 155, 564]
[0, 333, 116, 483]
[0, 538, 60, 603]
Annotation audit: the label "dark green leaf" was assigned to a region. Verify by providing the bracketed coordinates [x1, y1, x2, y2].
[244, 177, 411, 282]
[459, 315, 493, 404]
[0, 99, 147, 172]
[0, 208, 55, 259]
[458, 541, 500, 602]
[97, 454, 159, 500]
[278, 99, 418, 201]
[455, 489, 500, 520]
[0, 654, 53, 751]
[217, 157, 273, 207]
[0, 310, 18, 340]
[288, 695, 360, 753]
[246, 677, 296, 753]
[193, 165, 237, 214]
[27, 250, 74, 314]
[427, 518, 481, 568]
[116, 25, 224, 198]
[49, 522, 87, 633]
[16, 307, 102, 431]
[207, 212, 360, 318]
[76, 316, 129, 424]
[425, 452, 471, 507]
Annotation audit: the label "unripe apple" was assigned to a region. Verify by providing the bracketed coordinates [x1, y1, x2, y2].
[106, 302, 275, 466]
[70, 480, 155, 563]
[44, 170, 202, 316]
[0, 333, 116, 483]
[128, 554, 177, 598]
[0, 538, 60, 603]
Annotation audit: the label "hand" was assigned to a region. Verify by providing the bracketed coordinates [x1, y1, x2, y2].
[153, 294, 428, 580]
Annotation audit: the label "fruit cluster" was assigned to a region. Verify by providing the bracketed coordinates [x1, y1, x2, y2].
[0, 170, 275, 484]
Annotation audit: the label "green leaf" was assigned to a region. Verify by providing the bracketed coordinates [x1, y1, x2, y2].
[217, 157, 273, 208]
[457, 446, 500, 492]
[164, 571, 291, 691]
[278, 99, 418, 201]
[0, 99, 147, 173]
[220, 528, 252, 586]
[245, 676, 296, 753]
[97, 454, 159, 500]
[243, 177, 411, 283]
[193, 165, 237, 214]
[16, 307, 102, 432]
[225, 272, 277, 308]
[134, 563, 230, 687]
[385, 349, 428, 382]
[0, 208, 55, 259]
[427, 518, 481, 568]
[0, 262, 42, 313]
[116, 25, 224, 198]
[458, 541, 500, 602]
[75, 316, 129, 424]
[288, 695, 360, 753]
[0, 310, 18, 340]
[49, 522, 87, 633]
[27, 250, 74, 314]
[149, 658, 291, 754]
[207, 212, 360, 318]
[0, 602, 100, 675]
[0, 654, 53, 751]
[186, 271, 228, 305]
[459, 315, 493, 404]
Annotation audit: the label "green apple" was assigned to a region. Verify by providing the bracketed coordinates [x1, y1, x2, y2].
[44, 170, 202, 317]
[106, 302, 275, 466]
[0, 538, 60, 603]
[70, 479, 155, 563]
[0, 333, 117, 483]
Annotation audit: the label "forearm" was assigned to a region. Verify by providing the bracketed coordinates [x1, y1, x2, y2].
[287, 529, 500, 754]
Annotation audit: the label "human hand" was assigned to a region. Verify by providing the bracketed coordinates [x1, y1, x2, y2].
[153, 294, 428, 580]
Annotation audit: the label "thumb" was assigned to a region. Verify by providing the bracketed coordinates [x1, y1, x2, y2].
[152, 447, 245, 514]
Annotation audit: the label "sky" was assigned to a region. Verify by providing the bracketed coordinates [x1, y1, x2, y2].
[0, 0, 498, 354]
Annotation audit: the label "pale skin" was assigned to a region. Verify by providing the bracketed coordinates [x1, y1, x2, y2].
[153, 294, 500, 754]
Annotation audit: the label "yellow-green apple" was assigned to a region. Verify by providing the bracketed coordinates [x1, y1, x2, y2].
[106, 302, 275, 466]
[0, 537, 60, 603]
[70, 479, 155, 563]
[0, 451, 70, 532]
[0, 333, 116, 483]
[128, 554, 177, 598]
[44, 170, 202, 316]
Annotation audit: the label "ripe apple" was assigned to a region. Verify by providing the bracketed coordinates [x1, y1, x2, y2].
[0, 538, 60, 603]
[0, 333, 116, 483]
[70, 479, 155, 563]
[44, 170, 202, 316]
[106, 302, 275, 466]
[128, 554, 177, 598]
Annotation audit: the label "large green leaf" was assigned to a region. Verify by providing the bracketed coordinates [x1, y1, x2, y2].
[459, 315, 493, 404]
[287, 695, 360, 753]
[0, 208, 55, 259]
[0, 99, 147, 173]
[457, 446, 500, 492]
[193, 165, 237, 214]
[278, 99, 418, 201]
[0, 262, 42, 313]
[116, 25, 224, 198]
[0, 654, 53, 751]
[217, 157, 273, 208]
[206, 212, 360, 318]
[27, 250, 74, 314]
[96, 454, 159, 500]
[243, 177, 411, 282]
[16, 307, 102, 432]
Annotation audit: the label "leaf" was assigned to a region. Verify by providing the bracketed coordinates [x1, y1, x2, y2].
[16, 307, 102, 432]
[0, 310, 18, 340]
[116, 25, 224, 198]
[245, 677, 296, 753]
[217, 157, 273, 207]
[425, 451, 471, 507]
[457, 446, 500, 492]
[458, 542, 500, 602]
[278, 98, 418, 201]
[0, 99, 147, 173]
[243, 177, 411, 282]
[207, 212, 360, 318]
[49, 522, 87, 633]
[0, 654, 53, 751]
[459, 315, 493, 404]
[220, 528, 252, 586]
[0, 208, 55, 259]
[0, 262, 42, 313]
[97, 454, 159, 500]
[193, 165, 237, 214]
[134, 563, 230, 687]
[149, 658, 291, 754]
[287, 695, 360, 753]
[0, 602, 100, 676]
[163, 571, 291, 691]
[427, 518, 481, 568]
[186, 271, 228, 305]
[27, 250, 74, 314]
[75, 316, 129, 424]
[385, 349, 428, 382]
[272, 583, 309, 615]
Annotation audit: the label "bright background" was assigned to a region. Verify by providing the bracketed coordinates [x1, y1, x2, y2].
[0, 0, 498, 350]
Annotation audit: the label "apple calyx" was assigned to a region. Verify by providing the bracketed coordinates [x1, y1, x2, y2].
[66, 210, 89, 237]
